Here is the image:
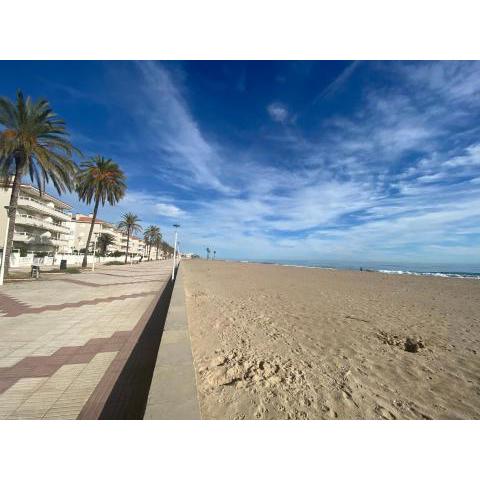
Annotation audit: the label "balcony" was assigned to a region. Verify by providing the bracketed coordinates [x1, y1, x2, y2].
[16, 214, 70, 234]
[13, 231, 34, 243]
[13, 231, 68, 247]
[48, 238, 69, 247]
[17, 196, 71, 221]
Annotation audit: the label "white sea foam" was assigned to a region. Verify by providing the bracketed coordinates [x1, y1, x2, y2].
[378, 269, 480, 280]
[235, 260, 480, 279]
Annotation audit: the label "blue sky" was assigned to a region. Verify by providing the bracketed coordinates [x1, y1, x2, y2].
[1, 60, 480, 264]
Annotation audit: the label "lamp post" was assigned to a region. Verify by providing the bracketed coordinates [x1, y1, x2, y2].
[171, 224, 180, 281]
[0, 206, 12, 286]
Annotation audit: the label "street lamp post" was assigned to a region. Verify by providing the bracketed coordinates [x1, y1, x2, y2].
[0, 206, 12, 286]
[172, 224, 180, 281]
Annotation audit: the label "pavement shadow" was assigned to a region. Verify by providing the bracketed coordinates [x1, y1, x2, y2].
[99, 278, 174, 420]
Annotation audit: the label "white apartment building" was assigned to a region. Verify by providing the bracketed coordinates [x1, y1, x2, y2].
[67, 214, 145, 256]
[128, 235, 145, 256]
[0, 181, 72, 256]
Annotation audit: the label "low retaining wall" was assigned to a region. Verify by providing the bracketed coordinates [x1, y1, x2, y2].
[144, 263, 201, 419]
[79, 277, 174, 420]
[9, 253, 143, 268]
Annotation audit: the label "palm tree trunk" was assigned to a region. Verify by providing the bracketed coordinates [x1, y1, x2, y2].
[82, 198, 99, 268]
[124, 230, 130, 264]
[3, 165, 24, 278]
[148, 243, 151, 261]
[155, 245, 159, 260]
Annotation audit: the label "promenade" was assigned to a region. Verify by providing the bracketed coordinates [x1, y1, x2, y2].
[0, 260, 172, 419]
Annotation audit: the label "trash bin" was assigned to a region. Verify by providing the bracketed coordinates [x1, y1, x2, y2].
[31, 265, 40, 279]
[60, 259, 67, 270]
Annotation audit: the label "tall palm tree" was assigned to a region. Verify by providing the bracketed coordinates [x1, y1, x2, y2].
[143, 225, 156, 261]
[0, 90, 79, 277]
[117, 212, 142, 263]
[161, 240, 173, 257]
[154, 228, 162, 260]
[149, 226, 160, 260]
[97, 232, 115, 256]
[76, 156, 126, 267]
[206, 247, 210, 260]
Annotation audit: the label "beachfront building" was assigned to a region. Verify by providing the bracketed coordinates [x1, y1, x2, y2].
[67, 214, 122, 254]
[121, 234, 145, 257]
[101, 221, 125, 254]
[0, 180, 72, 257]
[66, 214, 145, 257]
[67, 214, 101, 254]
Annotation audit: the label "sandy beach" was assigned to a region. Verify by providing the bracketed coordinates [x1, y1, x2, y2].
[182, 260, 480, 419]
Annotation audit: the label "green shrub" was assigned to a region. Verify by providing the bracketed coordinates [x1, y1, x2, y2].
[65, 267, 81, 274]
[104, 261, 124, 266]
[44, 267, 81, 274]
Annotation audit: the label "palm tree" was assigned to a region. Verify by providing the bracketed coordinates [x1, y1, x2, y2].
[97, 233, 115, 256]
[76, 156, 126, 267]
[161, 240, 173, 257]
[145, 226, 161, 260]
[0, 91, 79, 277]
[213, 250, 216, 260]
[154, 228, 162, 260]
[143, 225, 156, 260]
[206, 247, 210, 260]
[117, 212, 142, 263]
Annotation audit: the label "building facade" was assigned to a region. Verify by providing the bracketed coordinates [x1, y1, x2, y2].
[1, 181, 158, 264]
[66, 214, 145, 256]
[0, 182, 72, 256]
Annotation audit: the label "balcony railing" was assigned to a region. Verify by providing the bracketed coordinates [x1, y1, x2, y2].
[16, 214, 70, 234]
[18, 196, 71, 221]
[13, 231, 68, 246]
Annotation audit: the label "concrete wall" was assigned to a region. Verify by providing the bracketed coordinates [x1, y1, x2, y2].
[144, 263, 201, 419]
[9, 253, 143, 268]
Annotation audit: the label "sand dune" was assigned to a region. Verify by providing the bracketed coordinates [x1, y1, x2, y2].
[183, 260, 480, 419]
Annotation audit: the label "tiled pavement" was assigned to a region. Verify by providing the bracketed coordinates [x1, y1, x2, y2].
[0, 260, 172, 419]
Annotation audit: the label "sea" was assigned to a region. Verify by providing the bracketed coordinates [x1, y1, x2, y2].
[237, 259, 480, 280]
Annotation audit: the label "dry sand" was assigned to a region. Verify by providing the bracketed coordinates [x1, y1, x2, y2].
[182, 260, 480, 419]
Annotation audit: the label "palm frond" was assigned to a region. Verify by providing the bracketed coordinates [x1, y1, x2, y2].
[0, 90, 80, 194]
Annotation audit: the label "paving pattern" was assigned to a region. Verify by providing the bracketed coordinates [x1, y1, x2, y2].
[0, 260, 172, 419]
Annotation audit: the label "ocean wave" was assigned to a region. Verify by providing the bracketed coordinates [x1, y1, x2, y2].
[377, 269, 480, 280]
[235, 260, 480, 279]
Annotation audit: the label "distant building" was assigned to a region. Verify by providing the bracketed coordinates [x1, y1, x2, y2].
[0, 180, 164, 263]
[0, 181, 72, 255]
[66, 213, 145, 256]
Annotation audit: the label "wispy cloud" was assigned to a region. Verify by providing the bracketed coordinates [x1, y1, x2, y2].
[134, 62, 234, 195]
[267, 102, 289, 123]
[49, 61, 480, 263]
[314, 60, 360, 103]
[168, 61, 480, 262]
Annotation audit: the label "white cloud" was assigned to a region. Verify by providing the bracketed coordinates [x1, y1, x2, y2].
[267, 102, 289, 123]
[87, 61, 480, 263]
[154, 202, 185, 218]
[444, 144, 480, 168]
[134, 62, 234, 194]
